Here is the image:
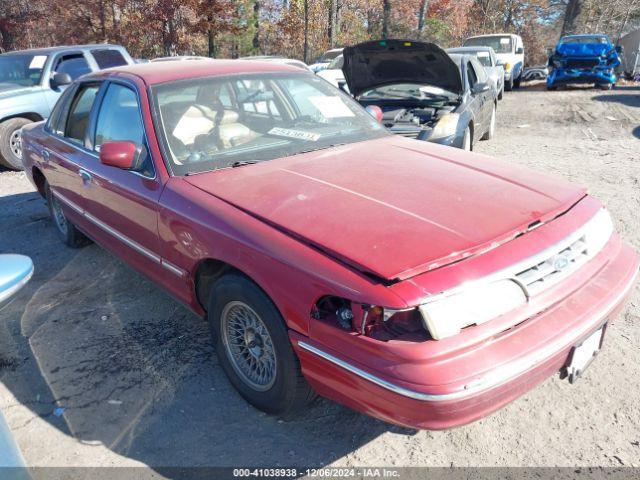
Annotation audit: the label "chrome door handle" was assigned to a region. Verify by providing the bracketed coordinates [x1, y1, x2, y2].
[41, 149, 50, 162]
[79, 169, 92, 184]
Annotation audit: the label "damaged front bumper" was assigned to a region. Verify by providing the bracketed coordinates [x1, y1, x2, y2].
[291, 234, 639, 429]
[547, 57, 619, 87]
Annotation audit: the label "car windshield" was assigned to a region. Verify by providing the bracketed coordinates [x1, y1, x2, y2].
[318, 50, 342, 63]
[151, 72, 388, 176]
[0, 54, 48, 87]
[562, 36, 608, 44]
[327, 55, 343, 70]
[474, 51, 492, 67]
[464, 36, 513, 54]
[359, 83, 457, 102]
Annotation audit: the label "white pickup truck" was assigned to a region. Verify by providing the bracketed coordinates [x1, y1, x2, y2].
[463, 34, 525, 90]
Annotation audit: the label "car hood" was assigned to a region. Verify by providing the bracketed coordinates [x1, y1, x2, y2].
[185, 137, 586, 281]
[342, 40, 463, 97]
[556, 43, 612, 57]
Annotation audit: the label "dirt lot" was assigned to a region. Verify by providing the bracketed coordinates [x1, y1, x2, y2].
[0, 82, 639, 471]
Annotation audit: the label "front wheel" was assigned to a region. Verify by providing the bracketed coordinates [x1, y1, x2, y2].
[462, 126, 472, 151]
[481, 105, 496, 141]
[208, 274, 314, 416]
[0, 117, 32, 170]
[513, 74, 522, 89]
[505, 77, 514, 91]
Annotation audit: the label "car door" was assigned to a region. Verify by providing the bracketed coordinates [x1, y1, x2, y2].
[77, 79, 165, 278]
[467, 58, 492, 136]
[41, 81, 103, 233]
[43, 51, 93, 112]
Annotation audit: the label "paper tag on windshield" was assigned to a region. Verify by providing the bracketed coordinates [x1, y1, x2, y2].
[500, 38, 510, 44]
[308, 96, 355, 118]
[477, 51, 490, 58]
[268, 127, 320, 142]
[29, 56, 47, 69]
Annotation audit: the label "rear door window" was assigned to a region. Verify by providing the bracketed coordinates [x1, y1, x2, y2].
[55, 54, 91, 80]
[46, 85, 77, 135]
[64, 84, 100, 144]
[467, 62, 478, 90]
[91, 49, 128, 69]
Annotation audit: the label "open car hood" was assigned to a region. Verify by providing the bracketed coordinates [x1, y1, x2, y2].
[342, 40, 463, 97]
[184, 137, 586, 282]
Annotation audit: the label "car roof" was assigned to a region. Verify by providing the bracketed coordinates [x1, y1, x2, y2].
[466, 33, 517, 39]
[562, 34, 609, 39]
[1, 44, 124, 56]
[447, 46, 495, 53]
[88, 59, 304, 85]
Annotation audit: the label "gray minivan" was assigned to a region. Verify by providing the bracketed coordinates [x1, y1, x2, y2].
[0, 44, 133, 169]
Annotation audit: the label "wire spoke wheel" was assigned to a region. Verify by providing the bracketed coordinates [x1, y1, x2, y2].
[50, 194, 68, 235]
[221, 301, 277, 391]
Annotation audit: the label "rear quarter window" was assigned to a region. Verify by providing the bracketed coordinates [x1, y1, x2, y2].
[91, 49, 128, 69]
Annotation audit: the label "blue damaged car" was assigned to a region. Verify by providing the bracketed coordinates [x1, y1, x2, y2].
[0, 45, 133, 170]
[547, 34, 622, 91]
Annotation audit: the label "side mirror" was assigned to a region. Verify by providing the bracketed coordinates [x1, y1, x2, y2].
[546, 47, 554, 57]
[496, 59, 504, 66]
[515, 47, 524, 55]
[99, 141, 144, 170]
[0, 254, 34, 306]
[365, 105, 383, 122]
[471, 82, 491, 95]
[50, 72, 72, 89]
[615, 45, 623, 54]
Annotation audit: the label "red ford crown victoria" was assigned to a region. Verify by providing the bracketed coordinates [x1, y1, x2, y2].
[21, 61, 638, 429]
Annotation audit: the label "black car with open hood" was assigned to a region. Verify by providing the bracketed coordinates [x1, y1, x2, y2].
[342, 39, 463, 97]
[340, 40, 498, 151]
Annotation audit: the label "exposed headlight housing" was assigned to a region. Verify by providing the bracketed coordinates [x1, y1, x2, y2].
[418, 280, 526, 340]
[504, 62, 512, 72]
[431, 113, 460, 139]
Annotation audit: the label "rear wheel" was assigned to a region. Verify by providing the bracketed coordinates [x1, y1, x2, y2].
[45, 182, 91, 248]
[597, 83, 612, 91]
[208, 274, 314, 416]
[0, 117, 32, 170]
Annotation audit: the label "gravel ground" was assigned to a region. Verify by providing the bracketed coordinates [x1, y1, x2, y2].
[0, 81, 639, 471]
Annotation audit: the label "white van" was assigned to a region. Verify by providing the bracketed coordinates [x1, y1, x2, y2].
[463, 34, 524, 90]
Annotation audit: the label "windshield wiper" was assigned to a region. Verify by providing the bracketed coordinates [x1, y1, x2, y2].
[231, 160, 259, 168]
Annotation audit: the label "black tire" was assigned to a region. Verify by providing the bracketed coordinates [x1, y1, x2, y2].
[597, 83, 612, 91]
[45, 182, 91, 248]
[481, 105, 496, 141]
[513, 74, 522, 89]
[498, 86, 503, 100]
[505, 77, 514, 91]
[462, 126, 472, 151]
[208, 273, 314, 417]
[546, 85, 557, 91]
[0, 117, 32, 170]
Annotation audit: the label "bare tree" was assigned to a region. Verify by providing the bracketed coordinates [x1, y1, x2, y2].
[303, 0, 309, 63]
[253, 0, 260, 52]
[382, 0, 391, 39]
[417, 0, 429, 38]
[328, 0, 338, 47]
[561, 0, 584, 36]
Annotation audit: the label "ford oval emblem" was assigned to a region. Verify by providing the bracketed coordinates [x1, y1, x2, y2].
[553, 255, 570, 271]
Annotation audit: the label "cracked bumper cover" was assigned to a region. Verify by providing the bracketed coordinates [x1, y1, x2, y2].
[291, 237, 638, 429]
